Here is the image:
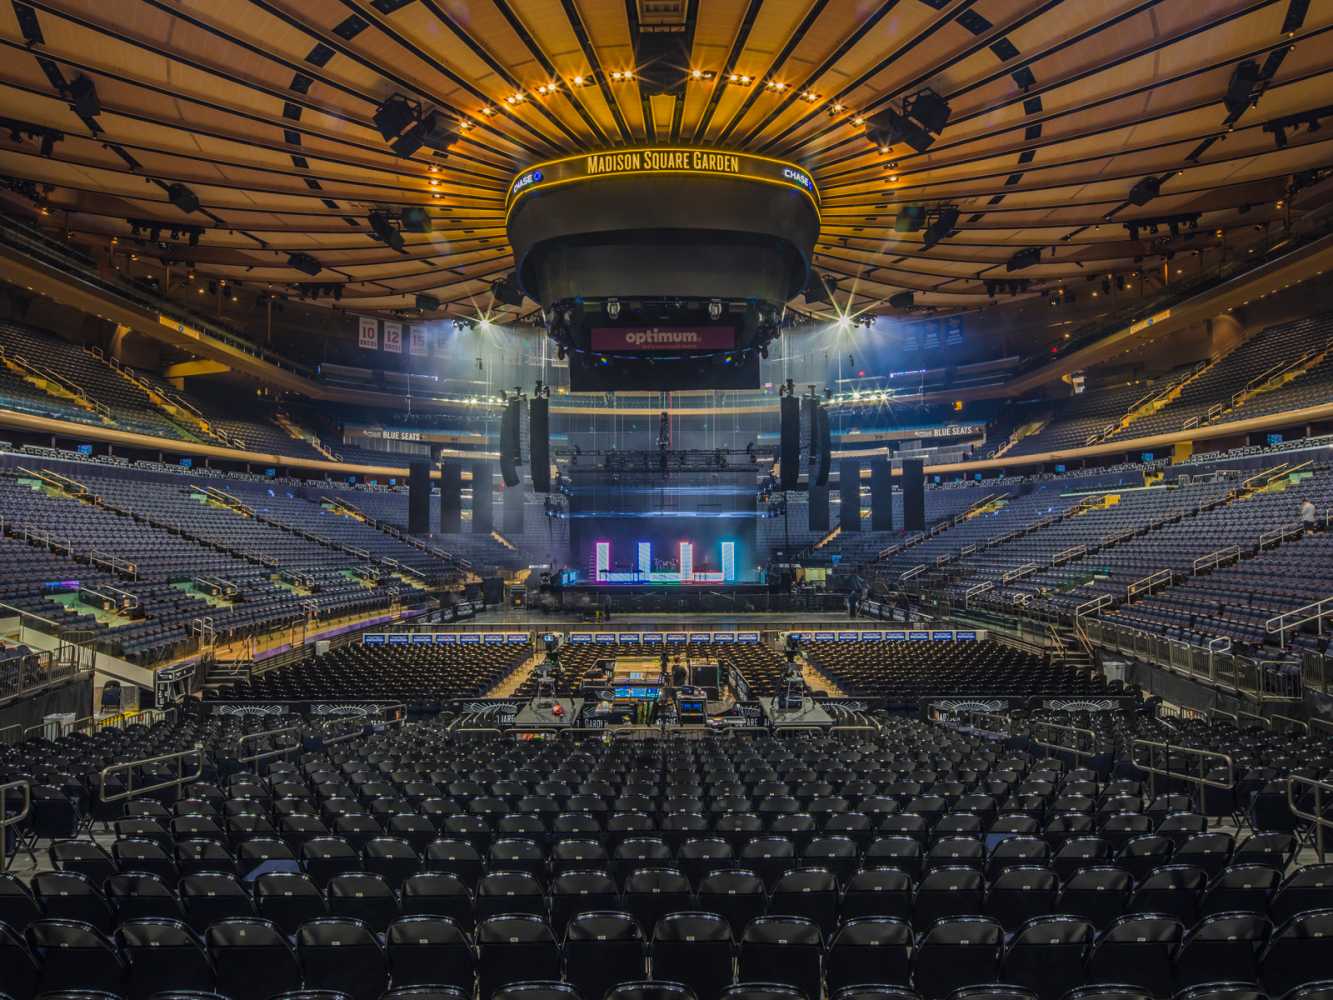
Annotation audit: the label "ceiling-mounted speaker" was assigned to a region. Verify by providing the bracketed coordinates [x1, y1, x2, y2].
[905, 89, 951, 134]
[492, 273, 525, 307]
[1128, 176, 1161, 207]
[288, 253, 321, 276]
[896, 205, 926, 233]
[889, 291, 915, 309]
[374, 94, 415, 141]
[416, 293, 440, 312]
[369, 211, 405, 252]
[529, 394, 550, 493]
[417, 111, 458, 151]
[167, 183, 200, 214]
[803, 273, 833, 305]
[68, 75, 100, 118]
[1007, 247, 1042, 272]
[499, 397, 523, 487]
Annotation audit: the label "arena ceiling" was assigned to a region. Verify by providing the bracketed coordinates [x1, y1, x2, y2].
[0, 0, 1328, 329]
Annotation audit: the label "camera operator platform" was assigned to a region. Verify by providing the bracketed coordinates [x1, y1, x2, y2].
[767, 634, 834, 728]
[513, 633, 582, 728]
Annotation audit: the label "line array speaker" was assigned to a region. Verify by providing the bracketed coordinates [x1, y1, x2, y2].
[471, 461, 493, 533]
[870, 458, 893, 531]
[816, 402, 831, 487]
[808, 483, 829, 533]
[499, 397, 522, 488]
[503, 480, 524, 533]
[440, 462, 462, 533]
[839, 459, 861, 532]
[529, 395, 550, 493]
[408, 461, 431, 536]
[779, 395, 800, 491]
[903, 458, 925, 531]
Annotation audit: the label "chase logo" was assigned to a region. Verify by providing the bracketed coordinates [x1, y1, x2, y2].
[782, 167, 813, 191]
[511, 169, 543, 194]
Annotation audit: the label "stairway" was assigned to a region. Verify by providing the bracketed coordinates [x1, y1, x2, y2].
[1, 347, 113, 423]
[488, 649, 547, 698]
[993, 419, 1046, 458]
[275, 411, 340, 461]
[96, 357, 220, 444]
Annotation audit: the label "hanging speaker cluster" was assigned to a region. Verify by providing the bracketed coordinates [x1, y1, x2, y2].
[529, 393, 550, 493]
[779, 395, 801, 491]
[499, 396, 523, 487]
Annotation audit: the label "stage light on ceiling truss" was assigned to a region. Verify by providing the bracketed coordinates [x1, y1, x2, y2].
[569, 74, 595, 88]
[863, 106, 934, 154]
[491, 272, 524, 307]
[726, 72, 754, 86]
[689, 69, 716, 81]
[608, 70, 635, 82]
[921, 205, 960, 251]
[373, 94, 417, 142]
[802, 273, 836, 306]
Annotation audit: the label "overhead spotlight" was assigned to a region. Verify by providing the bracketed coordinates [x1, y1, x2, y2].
[1224, 60, 1260, 117]
[1007, 246, 1042, 272]
[369, 210, 405, 252]
[373, 94, 416, 142]
[569, 74, 593, 87]
[802, 273, 833, 306]
[38, 131, 56, 157]
[763, 80, 789, 93]
[535, 82, 559, 96]
[187, 228, 201, 247]
[491, 272, 524, 307]
[921, 205, 959, 250]
[605, 296, 621, 319]
[689, 69, 716, 81]
[167, 183, 200, 214]
[1101, 277, 1111, 295]
[1126, 223, 1140, 241]
[1115, 274, 1126, 292]
[287, 252, 321, 276]
[401, 206, 431, 233]
[1128, 176, 1161, 207]
[985, 281, 997, 298]
[1265, 123, 1288, 148]
[726, 73, 754, 86]
[415, 111, 458, 152]
[904, 88, 951, 134]
[67, 75, 100, 118]
[799, 90, 821, 103]
[889, 290, 915, 309]
[867, 106, 934, 153]
[608, 70, 634, 82]
[391, 121, 426, 158]
[416, 293, 440, 311]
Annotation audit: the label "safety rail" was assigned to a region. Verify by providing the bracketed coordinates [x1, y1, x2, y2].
[1182, 416, 1201, 431]
[928, 704, 1011, 738]
[964, 582, 994, 601]
[1031, 719, 1099, 760]
[1075, 594, 1114, 619]
[90, 548, 138, 578]
[1001, 563, 1040, 584]
[0, 724, 21, 746]
[899, 564, 927, 582]
[1258, 521, 1306, 550]
[1242, 463, 1289, 493]
[1130, 738, 1234, 802]
[1127, 568, 1173, 601]
[1051, 545, 1087, 567]
[1269, 713, 1309, 735]
[98, 747, 205, 805]
[236, 725, 303, 771]
[0, 778, 31, 871]
[1266, 594, 1333, 646]
[1287, 773, 1333, 863]
[1206, 402, 1225, 423]
[1193, 546, 1241, 574]
[1235, 706, 1270, 729]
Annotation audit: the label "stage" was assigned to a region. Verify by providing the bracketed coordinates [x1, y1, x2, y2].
[538, 582, 849, 615]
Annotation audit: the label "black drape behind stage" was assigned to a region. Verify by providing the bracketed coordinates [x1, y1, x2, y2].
[408, 461, 431, 535]
[903, 458, 925, 531]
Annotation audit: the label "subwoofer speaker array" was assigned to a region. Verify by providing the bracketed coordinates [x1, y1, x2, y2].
[529, 395, 550, 493]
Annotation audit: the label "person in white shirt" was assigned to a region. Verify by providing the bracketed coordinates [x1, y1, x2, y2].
[1300, 498, 1317, 533]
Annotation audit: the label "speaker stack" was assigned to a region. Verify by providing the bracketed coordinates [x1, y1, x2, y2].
[440, 462, 462, 533]
[815, 403, 831, 487]
[529, 394, 550, 493]
[471, 461, 493, 533]
[407, 461, 431, 535]
[779, 395, 800, 491]
[838, 459, 861, 531]
[903, 458, 926, 531]
[500, 397, 523, 488]
[870, 458, 893, 531]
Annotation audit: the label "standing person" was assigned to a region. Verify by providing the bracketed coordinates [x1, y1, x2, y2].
[1300, 497, 1317, 534]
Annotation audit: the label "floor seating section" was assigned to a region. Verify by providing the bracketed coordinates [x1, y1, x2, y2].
[511, 643, 791, 700]
[209, 642, 533, 706]
[0, 714, 1329, 1000]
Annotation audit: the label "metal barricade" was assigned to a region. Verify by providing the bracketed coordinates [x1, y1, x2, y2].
[98, 747, 205, 805]
[0, 778, 31, 871]
[1130, 739, 1234, 803]
[0, 723, 21, 746]
[1031, 719, 1099, 760]
[236, 726, 304, 772]
[929, 705, 1011, 739]
[1288, 774, 1333, 863]
[1270, 714, 1310, 735]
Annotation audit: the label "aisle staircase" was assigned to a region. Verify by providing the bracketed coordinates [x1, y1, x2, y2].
[993, 419, 1046, 458]
[1094, 362, 1211, 444]
[93, 353, 227, 445]
[488, 648, 547, 698]
[275, 411, 340, 461]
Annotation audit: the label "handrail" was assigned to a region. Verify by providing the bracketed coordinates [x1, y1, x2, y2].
[0, 778, 31, 871]
[1030, 719, 1098, 760]
[929, 704, 1011, 737]
[1051, 545, 1087, 567]
[1075, 594, 1113, 619]
[1130, 738, 1234, 802]
[0, 723, 21, 746]
[1258, 521, 1305, 550]
[1287, 773, 1333, 863]
[236, 725, 303, 771]
[899, 564, 926, 582]
[1127, 568, 1173, 601]
[965, 581, 994, 599]
[1001, 562, 1039, 584]
[1192, 545, 1241, 574]
[1266, 593, 1333, 644]
[98, 747, 204, 804]
[1269, 713, 1309, 735]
